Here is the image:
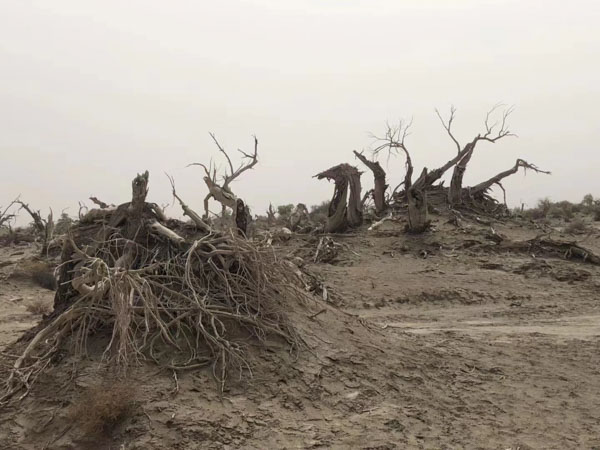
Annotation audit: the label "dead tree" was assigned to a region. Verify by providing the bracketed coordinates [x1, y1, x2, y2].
[0, 198, 19, 229]
[371, 119, 414, 193]
[315, 164, 363, 233]
[288, 203, 310, 231]
[435, 105, 515, 206]
[189, 133, 258, 236]
[468, 159, 550, 201]
[16, 201, 54, 255]
[371, 120, 430, 233]
[166, 174, 211, 233]
[353, 150, 387, 214]
[266, 203, 276, 225]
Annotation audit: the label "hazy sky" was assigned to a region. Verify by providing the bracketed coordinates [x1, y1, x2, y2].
[1, 0, 599, 223]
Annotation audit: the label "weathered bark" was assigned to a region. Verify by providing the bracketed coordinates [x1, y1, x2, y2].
[191, 135, 258, 237]
[166, 175, 211, 233]
[125, 171, 149, 239]
[347, 168, 363, 227]
[315, 164, 362, 233]
[89, 197, 111, 209]
[407, 169, 430, 233]
[469, 159, 550, 198]
[353, 151, 387, 214]
[234, 198, 249, 236]
[266, 204, 276, 226]
[17, 201, 54, 255]
[80, 207, 117, 224]
[288, 203, 310, 231]
[326, 175, 349, 233]
[413, 136, 479, 191]
[448, 144, 475, 206]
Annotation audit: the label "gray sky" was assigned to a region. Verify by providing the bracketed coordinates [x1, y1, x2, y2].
[2, 0, 599, 223]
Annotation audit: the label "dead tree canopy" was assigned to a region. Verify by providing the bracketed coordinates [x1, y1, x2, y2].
[315, 163, 363, 233]
[371, 119, 414, 193]
[436, 105, 516, 206]
[189, 133, 258, 236]
[16, 200, 54, 255]
[469, 159, 550, 199]
[353, 150, 387, 214]
[0, 199, 19, 229]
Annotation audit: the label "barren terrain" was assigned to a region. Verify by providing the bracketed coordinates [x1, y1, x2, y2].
[1, 214, 599, 449]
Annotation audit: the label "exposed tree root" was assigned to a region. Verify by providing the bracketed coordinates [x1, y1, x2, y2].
[484, 234, 600, 265]
[2, 172, 307, 404]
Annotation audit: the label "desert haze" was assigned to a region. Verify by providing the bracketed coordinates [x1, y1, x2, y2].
[1, 1, 600, 449]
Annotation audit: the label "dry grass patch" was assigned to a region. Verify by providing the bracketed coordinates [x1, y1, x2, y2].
[25, 299, 51, 316]
[68, 382, 136, 435]
[565, 218, 589, 235]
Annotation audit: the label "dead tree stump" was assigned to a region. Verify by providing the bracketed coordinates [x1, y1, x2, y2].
[315, 163, 363, 233]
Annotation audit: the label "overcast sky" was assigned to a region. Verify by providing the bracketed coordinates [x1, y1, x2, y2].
[1, 0, 599, 223]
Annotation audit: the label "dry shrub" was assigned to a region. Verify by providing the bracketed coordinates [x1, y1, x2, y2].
[565, 218, 588, 235]
[10, 260, 56, 290]
[68, 382, 136, 435]
[25, 299, 51, 316]
[31, 269, 57, 291]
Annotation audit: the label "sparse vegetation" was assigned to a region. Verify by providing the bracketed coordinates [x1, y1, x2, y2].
[564, 218, 589, 235]
[68, 382, 136, 435]
[522, 195, 599, 225]
[9, 260, 56, 291]
[25, 299, 51, 316]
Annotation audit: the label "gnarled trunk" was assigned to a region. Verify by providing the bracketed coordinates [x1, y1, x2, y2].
[448, 145, 475, 206]
[353, 151, 387, 214]
[316, 163, 363, 233]
[407, 169, 430, 233]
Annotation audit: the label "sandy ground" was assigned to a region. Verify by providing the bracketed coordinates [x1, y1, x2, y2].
[1, 215, 599, 449]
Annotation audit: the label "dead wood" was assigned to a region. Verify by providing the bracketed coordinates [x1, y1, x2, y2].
[315, 164, 363, 233]
[189, 134, 257, 235]
[89, 197, 111, 209]
[166, 174, 211, 233]
[407, 169, 430, 233]
[469, 159, 550, 198]
[483, 233, 600, 265]
[0, 198, 19, 229]
[3, 170, 307, 403]
[353, 150, 387, 214]
[288, 203, 310, 232]
[16, 201, 54, 255]
[420, 105, 515, 196]
[371, 120, 414, 191]
[266, 203, 276, 225]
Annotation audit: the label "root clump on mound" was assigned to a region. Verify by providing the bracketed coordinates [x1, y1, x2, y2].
[3, 171, 306, 403]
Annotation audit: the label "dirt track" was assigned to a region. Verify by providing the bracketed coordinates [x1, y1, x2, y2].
[1, 216, 599, 449]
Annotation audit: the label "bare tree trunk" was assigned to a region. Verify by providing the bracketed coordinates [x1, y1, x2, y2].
[413, 136, 479, 191]
[125, 171, 149, 239]
[315, 164, 362, 233]
[407, 169, 430, 233]
[266, 203, 276, 226]
[353, 151, 387, 214]
[234, 198, 249, 236]
[326, 176, 349, 233]
[448, 146, 474, 206]
[347, 168, 363, 227]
